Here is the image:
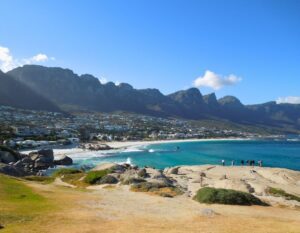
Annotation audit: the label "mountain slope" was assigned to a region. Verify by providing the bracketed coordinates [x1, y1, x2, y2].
[0, 70, 61, 112]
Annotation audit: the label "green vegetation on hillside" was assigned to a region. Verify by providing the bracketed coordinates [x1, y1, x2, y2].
[130, 182, 183, 198]
[51, 168, 82, 177]
[23, 176, 55, 184]
[84, 169, 111, 184]
[0, 174, 55, 231]
[194, 187, 267, 206]
[266, 187, 300, 202]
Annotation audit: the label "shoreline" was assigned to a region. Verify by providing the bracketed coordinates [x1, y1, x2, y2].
[104, 137, 251, 149]
[21, 137, 251, 157]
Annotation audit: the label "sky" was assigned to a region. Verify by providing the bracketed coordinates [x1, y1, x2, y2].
[0, 0, 300, 104]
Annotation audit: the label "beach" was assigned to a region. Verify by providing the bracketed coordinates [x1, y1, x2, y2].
[105, 138, 250, 149]
[49, 138, 249, 157]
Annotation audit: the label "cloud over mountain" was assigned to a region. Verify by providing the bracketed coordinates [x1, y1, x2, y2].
[277, 96, 300, 104]
[0, 45, 53, 72]
[193, 70, 241, 90]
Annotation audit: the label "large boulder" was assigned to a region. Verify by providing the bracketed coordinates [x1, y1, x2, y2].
[0, 151, 18, 164]
[91, 163, 126, 173]
[54, 155, 73, 166]
[137, 168, 147, 178]
[97, 175, 119, 184]
[165, 167, 180, 175]
[30, 149, 54, 170]
[0, 163, 26, 177]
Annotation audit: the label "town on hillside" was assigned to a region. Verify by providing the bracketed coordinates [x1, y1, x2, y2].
[0, 105, 261, 150]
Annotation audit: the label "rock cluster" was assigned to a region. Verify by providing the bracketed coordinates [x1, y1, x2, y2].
[88, 163, 178, 194]
[81, 143, 113, 151]
[0, 147, 73, 176]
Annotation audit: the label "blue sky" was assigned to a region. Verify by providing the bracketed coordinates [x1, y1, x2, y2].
[0, 0, 300, 104]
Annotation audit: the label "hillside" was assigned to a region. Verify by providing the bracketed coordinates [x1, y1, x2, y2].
[0, 70, 61, 112]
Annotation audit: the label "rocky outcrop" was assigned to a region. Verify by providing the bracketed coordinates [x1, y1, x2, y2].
[54, 155, 73, 166]
[97, 175, 118, 184]
[0, 149, 55, 176]
[81, 143, 113, 151]
[0, 162, 26, 176]
[29, 149, 54, 170]
[0, 151, 19, 164]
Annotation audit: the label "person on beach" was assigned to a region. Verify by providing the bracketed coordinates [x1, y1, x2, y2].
[231, 160, 235, 166]
[241, 160, 244, 166]
[246, 160, 250, 166]
[221, 160, 225, 166]
[258, 160, 263, 167]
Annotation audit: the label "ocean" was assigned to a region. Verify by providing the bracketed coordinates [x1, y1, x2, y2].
[68, 139, 300, 171]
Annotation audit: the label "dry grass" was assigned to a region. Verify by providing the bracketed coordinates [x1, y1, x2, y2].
[0, 174, 300, 233]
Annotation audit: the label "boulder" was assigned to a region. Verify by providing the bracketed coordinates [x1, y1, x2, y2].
[146, 168, 165, 179]
[167, 167, 180, 175]
[0, 151, 18, 164]
[121, 177, 146, 185]
[92, 163, 126, 173]
[30, 149, 54, 170]
[120, 169, 138, 184]
[137, 168, 147, 178]
[0, 163, 26, 177]
[38, 149, 54, 158]
[54, 155, 73, 166]
[97, 175, 118, 184]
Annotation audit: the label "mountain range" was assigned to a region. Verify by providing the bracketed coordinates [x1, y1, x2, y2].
[1, 65, 300, 133]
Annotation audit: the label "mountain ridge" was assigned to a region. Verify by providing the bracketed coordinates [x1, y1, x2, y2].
[3, 65, 300, 132]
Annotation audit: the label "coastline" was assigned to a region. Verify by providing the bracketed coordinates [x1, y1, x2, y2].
[104, 137, 250, 149]
[49, 137, 251, 156]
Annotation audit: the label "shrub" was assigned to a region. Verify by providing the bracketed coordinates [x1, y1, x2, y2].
[130, 182, 182, 197]
[266, 187, 300, 202]
[52, 168, 82, 177]
[131, 182, 166, 192]
[84, 169, 110, 184]
[194, 187, 267, 206]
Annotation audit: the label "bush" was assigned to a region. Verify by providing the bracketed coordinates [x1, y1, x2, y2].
[130, 182, 182, 197]
[131, 182, 167, 192]
[194, 187, 267, 206]
[52, 168, 82, 177]
[266, 187, 300, 202]
[84, 169, 110, 184]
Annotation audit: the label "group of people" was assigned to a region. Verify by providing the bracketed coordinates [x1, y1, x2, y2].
[221, 159, 263, 167]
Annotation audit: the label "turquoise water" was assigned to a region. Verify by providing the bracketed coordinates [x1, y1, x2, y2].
[71, 140, 300, 171]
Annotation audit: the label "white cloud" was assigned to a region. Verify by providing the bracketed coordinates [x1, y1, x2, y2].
[31, 53, 49, 62]
[0, 45, 53, 72]
[99, 76, 108, 84]
[193, 70, 242, 90]
[276, 96, 300, 104]
[0, 46, 16, 72]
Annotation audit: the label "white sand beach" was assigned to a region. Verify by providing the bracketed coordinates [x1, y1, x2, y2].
[105, 137, 250, 149]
